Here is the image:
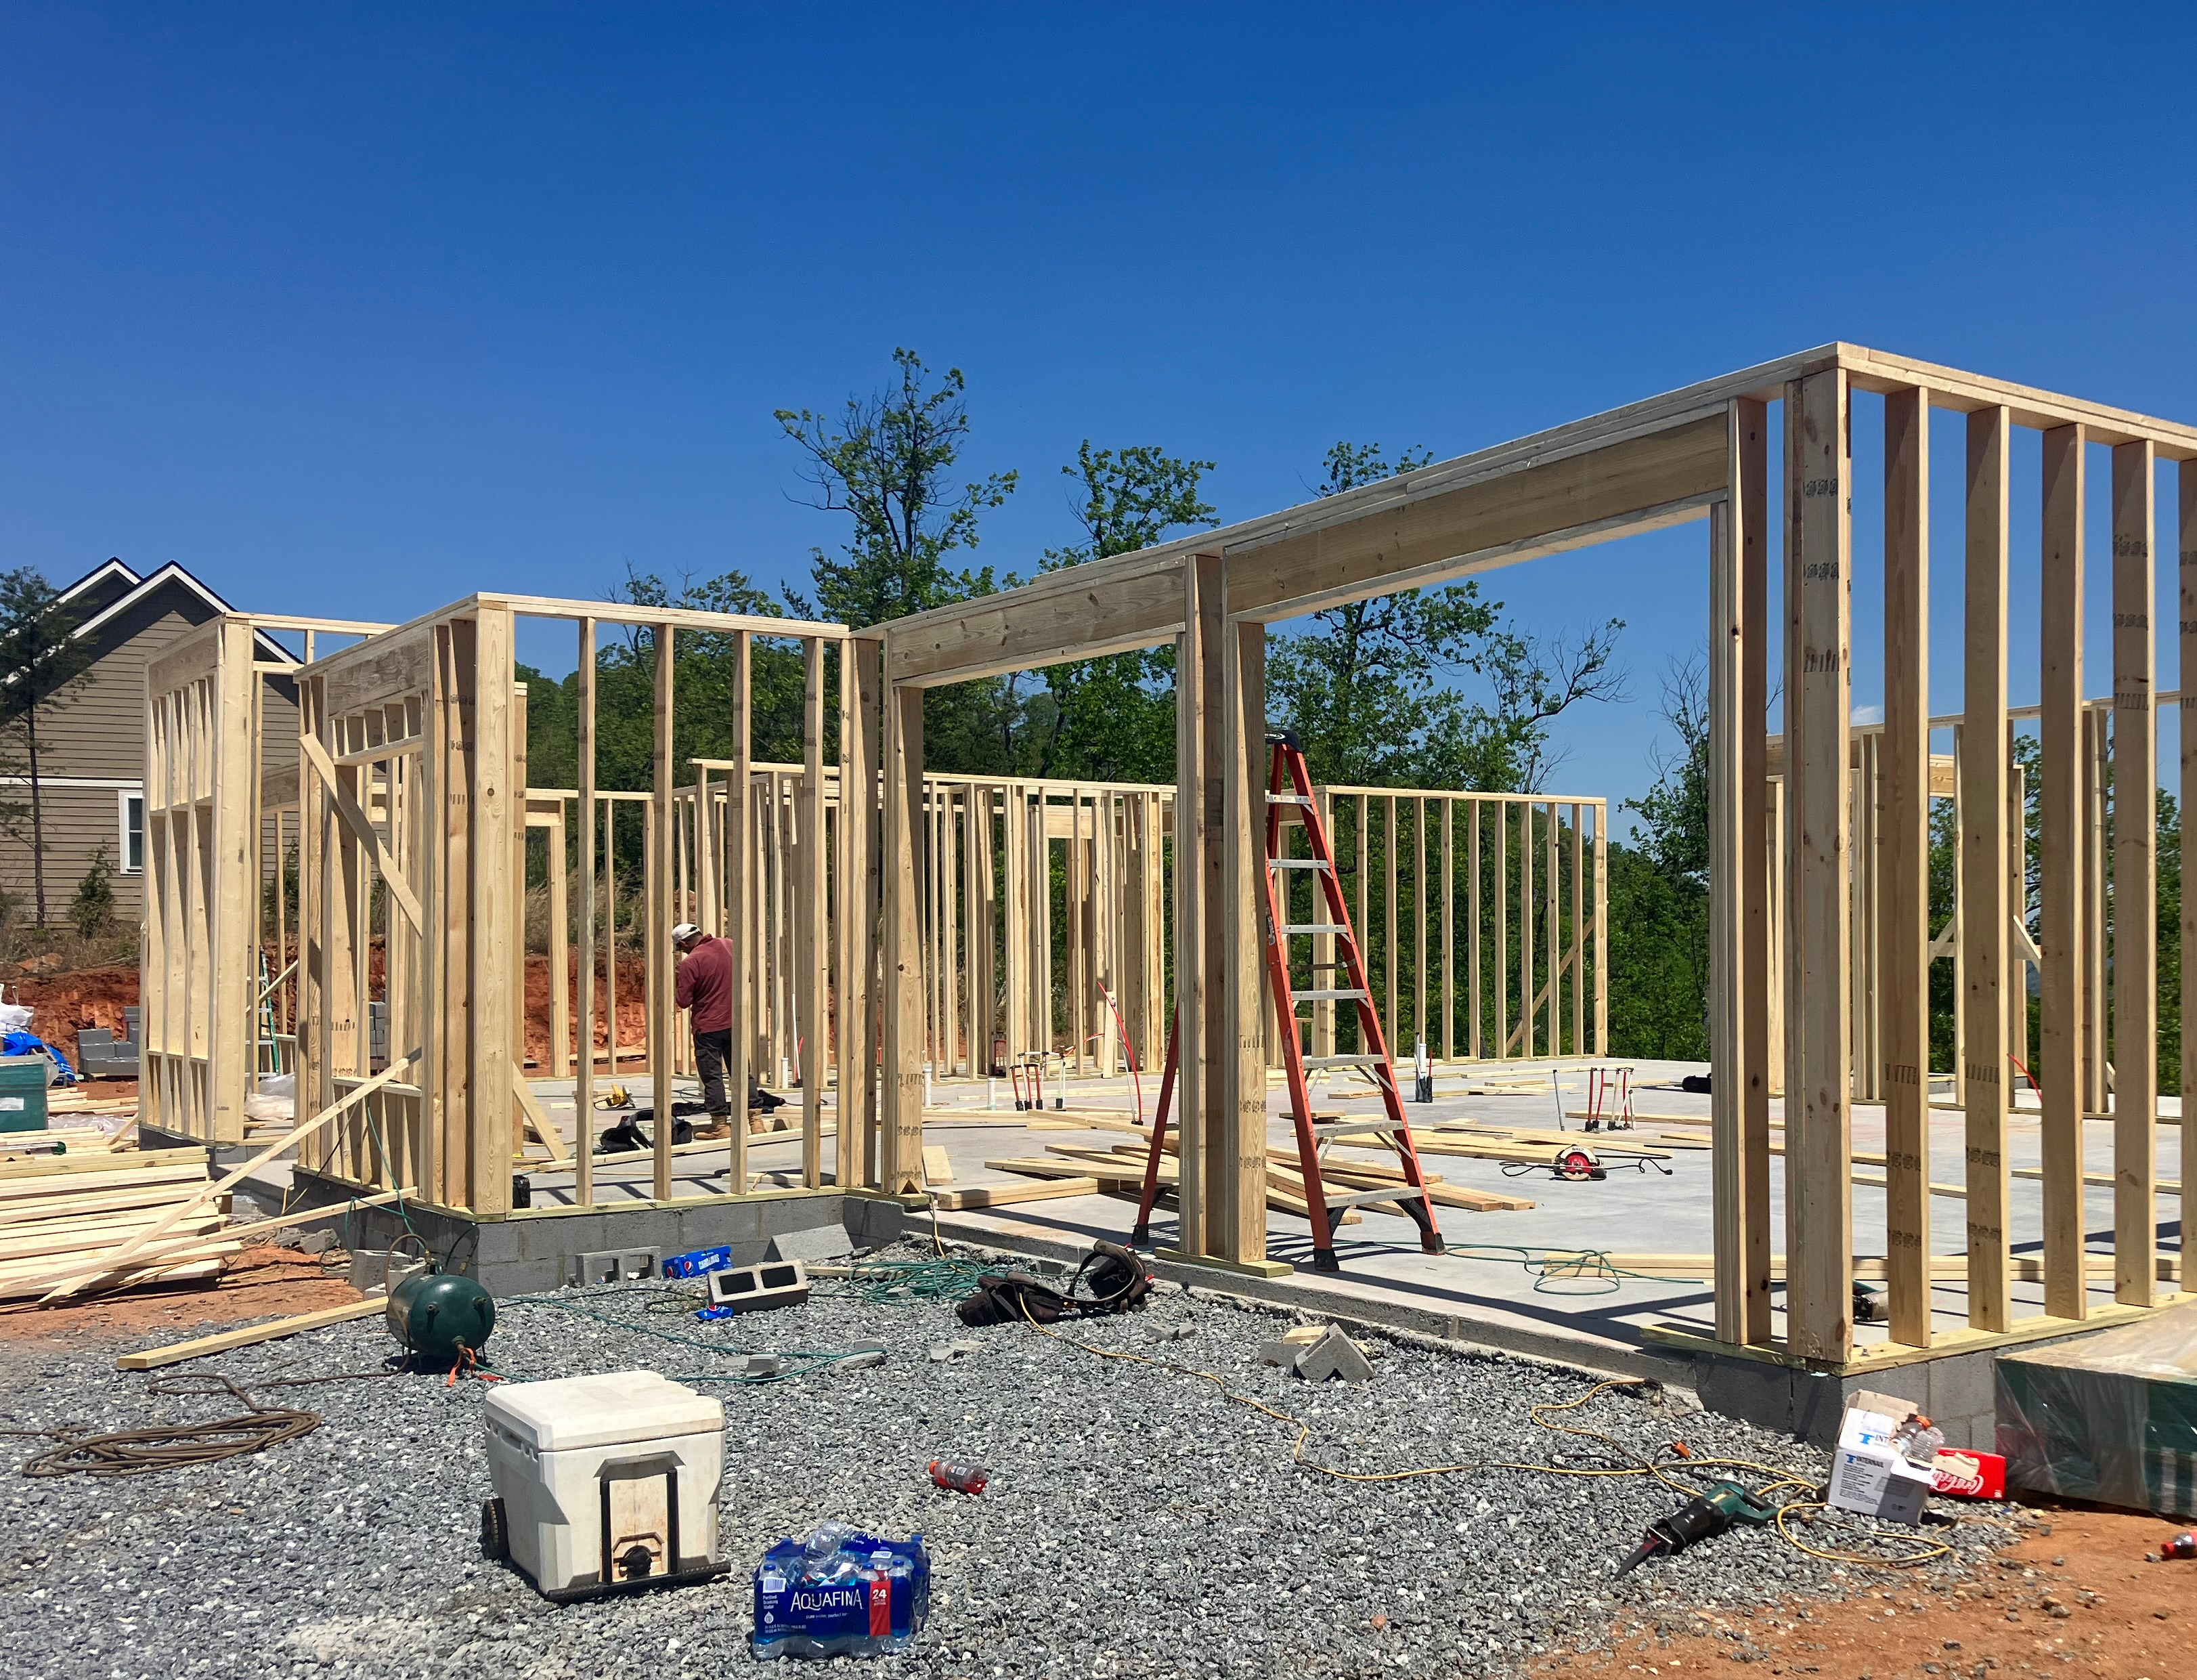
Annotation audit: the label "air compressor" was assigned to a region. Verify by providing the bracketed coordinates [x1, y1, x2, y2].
[384, 1255, 496, 1367]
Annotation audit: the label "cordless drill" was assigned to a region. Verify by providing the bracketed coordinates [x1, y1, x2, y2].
[1613, 1480, 1777, 1577]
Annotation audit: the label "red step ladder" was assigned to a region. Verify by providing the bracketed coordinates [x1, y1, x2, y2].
[1130, 733, 1443, 1271]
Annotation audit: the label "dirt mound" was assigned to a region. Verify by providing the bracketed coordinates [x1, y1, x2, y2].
[4, 951, 651, 1071]
[6, 961, 139, 1059]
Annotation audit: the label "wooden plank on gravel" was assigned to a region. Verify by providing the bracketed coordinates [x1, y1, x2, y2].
[118, 1297, 387, 1371]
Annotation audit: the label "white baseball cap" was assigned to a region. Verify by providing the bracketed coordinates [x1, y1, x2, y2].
[671, 922, 703, 943]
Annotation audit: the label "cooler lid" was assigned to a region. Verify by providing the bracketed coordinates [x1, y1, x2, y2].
[485, 1369, 723, 1452]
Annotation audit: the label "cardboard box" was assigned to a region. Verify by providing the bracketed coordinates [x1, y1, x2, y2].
[1827, 1406, 1936, 1525]
[1849, 1387, 1921, 1421]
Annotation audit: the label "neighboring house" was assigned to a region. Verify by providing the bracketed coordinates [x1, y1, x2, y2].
[0, 559, 299, 928]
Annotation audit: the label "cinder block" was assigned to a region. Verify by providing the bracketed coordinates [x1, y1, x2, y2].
[347, 1251, 427, 1295]
[1293, 1326, 1374, 1384]
[678, 1202, 767, 1248]
[1693, 1354, 1797, 1435]
[1789, 1371, 1851, 1444]
[484, 1258, 564, 1297]
[519, 1215, 607, 1262]
[844, 1196, 906, 1247]
[1924, 1350, 1996, 1428]
[699, 1259, 811, 1317]
[758, 1194, 844, 1237]
[468, 1222, 524, 1266]
[768, 1224, 853, 1265]
[568, 1251, 624, 1287]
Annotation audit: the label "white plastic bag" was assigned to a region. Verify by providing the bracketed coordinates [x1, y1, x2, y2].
[0, 985, 35, 1035]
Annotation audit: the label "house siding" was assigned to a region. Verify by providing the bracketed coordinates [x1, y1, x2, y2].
[0, 583, 301, 930]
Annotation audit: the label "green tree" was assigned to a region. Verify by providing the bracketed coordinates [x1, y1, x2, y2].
[518, 563, 809, 897]
[70, 844, 115, 940]
[1628, 653, 1710, 888]
[1609, 655, 1712, 1056]
[1267, 445, 1493, 785]
[1265, 444, 1626, 792]
[776, 349, 1016, 628]
[1022, 442, 1217, 781]
[0, 568, 89, 926]
[777, 350, 1022, 776]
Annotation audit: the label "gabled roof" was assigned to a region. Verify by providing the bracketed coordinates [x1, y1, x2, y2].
[53, 558, 296, 663]
[58, 558, 142, 619]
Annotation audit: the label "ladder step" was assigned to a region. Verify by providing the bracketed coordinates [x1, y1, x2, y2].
[1312, 1119, 1398, 1139]
[1294, 989, 1370, 1001]
[1320, 1186, 1431, 1211]
[1303, 1054, 1385, 1069]
[1269, 857, 1332, 871]
[1280, 924, 1352, 937]
[1264, 792, 1315, 806]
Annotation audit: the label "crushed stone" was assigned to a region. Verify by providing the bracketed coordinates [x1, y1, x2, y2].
[0, 1239, 2020, 1677]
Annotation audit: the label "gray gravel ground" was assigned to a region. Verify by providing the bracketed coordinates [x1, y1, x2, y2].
[0, 1240, 2021, 1678]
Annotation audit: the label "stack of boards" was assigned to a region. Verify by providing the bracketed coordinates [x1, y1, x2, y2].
[965, 1114, 1538, 1215]
[0, 1140, 234, 1301]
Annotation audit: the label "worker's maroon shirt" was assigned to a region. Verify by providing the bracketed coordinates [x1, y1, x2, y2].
[674, 936, 733, 1034]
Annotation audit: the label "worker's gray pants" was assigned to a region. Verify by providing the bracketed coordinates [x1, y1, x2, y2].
[693, 1029, 733, 1117]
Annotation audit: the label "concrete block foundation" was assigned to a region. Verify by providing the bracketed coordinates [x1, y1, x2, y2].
[261, 1164, 914, 1296]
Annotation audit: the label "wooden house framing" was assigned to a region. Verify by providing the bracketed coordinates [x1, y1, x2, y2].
[139, 341, 2197, 1381]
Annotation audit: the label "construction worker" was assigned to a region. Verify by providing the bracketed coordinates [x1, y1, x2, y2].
[671, 922, 735, 1141]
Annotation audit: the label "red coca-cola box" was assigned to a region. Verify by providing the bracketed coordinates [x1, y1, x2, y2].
[1930, 1447, 2007, 1500]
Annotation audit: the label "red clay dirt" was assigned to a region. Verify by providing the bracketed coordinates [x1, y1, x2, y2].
[7, 958, 140, 1064]
[0, 1245, 362, 1345]
[18, 949, 657, 1077]
[1535, 1502, 2185, 1679]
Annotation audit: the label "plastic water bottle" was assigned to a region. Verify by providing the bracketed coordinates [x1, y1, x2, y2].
[928, 1458, 991, 1494]
[801, 1519, 861, 1580]
[1893, 1415, 1944, 1468]
[2149, 1531, 2197, 1561]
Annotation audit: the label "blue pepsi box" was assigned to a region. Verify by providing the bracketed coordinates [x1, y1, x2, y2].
[663, 1244, 733, 1279]
[752, 1526, 929, 1660]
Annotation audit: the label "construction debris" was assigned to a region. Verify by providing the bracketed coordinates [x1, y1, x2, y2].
[1288, 1324, 1376, 1384]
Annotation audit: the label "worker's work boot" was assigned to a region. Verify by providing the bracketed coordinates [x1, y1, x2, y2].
[694, 1117, 733, 1142]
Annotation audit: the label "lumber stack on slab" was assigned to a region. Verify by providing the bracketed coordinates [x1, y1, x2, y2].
[0, 1148, 236, 1300]
[932, 1178, 1102, 1211]
[1318, 1156, 1538, 1212]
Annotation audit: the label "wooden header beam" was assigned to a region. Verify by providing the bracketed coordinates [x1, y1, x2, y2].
[882, 342, 2197, 694]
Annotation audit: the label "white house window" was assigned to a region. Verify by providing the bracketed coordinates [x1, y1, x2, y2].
[118, 791, 144, 874]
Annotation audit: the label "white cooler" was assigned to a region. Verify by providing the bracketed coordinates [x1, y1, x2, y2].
[481, 1370, 730, 1601]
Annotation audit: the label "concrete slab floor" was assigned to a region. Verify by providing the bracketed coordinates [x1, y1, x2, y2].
[913, 1056, 2186, 1373]
[219, 1058, 2182, 1379]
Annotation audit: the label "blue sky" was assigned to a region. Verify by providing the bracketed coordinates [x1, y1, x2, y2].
[5, 5, 2194, 826]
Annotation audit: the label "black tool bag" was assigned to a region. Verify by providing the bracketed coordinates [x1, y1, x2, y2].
[955, 1272, 1071, 1327]
[955, 1242, 1154, 1327]
[1072, 1241, 1154, 1315]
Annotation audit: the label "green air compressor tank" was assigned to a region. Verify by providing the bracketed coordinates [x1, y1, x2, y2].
[386, 1268, 497, 1365]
